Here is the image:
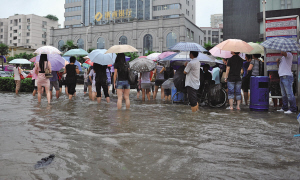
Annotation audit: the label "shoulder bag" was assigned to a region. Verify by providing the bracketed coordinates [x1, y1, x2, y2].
[45, 61, 53, 78]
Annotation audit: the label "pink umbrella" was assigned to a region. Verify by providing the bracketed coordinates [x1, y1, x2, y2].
[157, 52, 176, 60]
[29, 56, 37, 62]
[139, 56, 147, 58]
[215, 39, 253, 53]
[210, 46, 246, 59]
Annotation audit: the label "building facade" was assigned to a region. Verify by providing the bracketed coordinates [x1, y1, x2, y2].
[210, 14, 223, 28]
[223, 0, 300, 42]
[64, 0, 195, 28]
[201, 27, 223, 45]
[51, 15, 204, 55]
[0, 14, 59, 50]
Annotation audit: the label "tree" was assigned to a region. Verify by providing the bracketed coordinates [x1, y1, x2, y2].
[87, 48, 95, 53]
[61, 40, 78, 52]
[124, 52, 139, 62]
[204, 41, 215, 52]
[44, 14, 59, 21]
[144, 50, 156, 56]
[0, 43, 9, 70]
[7, 52, 36, 62]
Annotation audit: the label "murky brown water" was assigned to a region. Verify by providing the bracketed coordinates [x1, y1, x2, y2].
[0, 88, 299, 179]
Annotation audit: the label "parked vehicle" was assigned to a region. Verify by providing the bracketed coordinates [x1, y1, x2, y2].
[0, 71, 11, 77]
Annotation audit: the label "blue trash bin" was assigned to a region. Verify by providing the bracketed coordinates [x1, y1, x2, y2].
[250, 76, 270, 111]
[171, 86, 185, 102]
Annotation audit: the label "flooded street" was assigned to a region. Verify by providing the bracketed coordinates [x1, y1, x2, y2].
[0, 87, 300, 179]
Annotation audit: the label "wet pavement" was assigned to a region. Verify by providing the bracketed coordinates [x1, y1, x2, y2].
[0, 86, 299, 179]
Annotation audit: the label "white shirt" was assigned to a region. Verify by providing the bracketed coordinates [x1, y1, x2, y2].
[184, 58, 200, 90]
[278, 52, 293, 77]
[13, 67, 20, 80]
[89, 69, 96, 84]
[141, 71, 150, 83]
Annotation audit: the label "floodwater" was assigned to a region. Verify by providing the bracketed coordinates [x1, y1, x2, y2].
[0, 87, 299, 179]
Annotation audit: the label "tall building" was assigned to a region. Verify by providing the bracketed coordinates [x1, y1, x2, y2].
[223, 0, 300, 42]
[64, 0, 195, 28]
[0, 14, 59, 50]
[210, 14, 223, 28]
[201, 27, 223, 45]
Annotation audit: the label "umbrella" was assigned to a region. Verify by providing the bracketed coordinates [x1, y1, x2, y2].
[147, 53, 161, 61]
[261, 37, 300, 52]
[105, 45, 138, 54]
[82, 63, 91, 69]
[247, 42, 264, 55]
[209, 46, 246, 59]
[62, 56, 82, 71]
[173, 66, 186, 93]
[83, 56, 89, 59]
[9, 59, 32, 64]
[169, 42, 207, 52]
[89, 49, 117, 65]
[215, 39, 254, 53]
[29, 56, 37, 62]
[129, 57, 156, 72]
[157, 52, 176, 60]
[0, 55, 7, 63]
[34, 46, 62, 55]
[64, 49, 89, 56]
[162, 78, 174, 89]
[84, 59, 93, 66]
[35, 54, 65, 71]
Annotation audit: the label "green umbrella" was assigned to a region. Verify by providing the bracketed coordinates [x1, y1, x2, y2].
[9, 59, 32, 64]
[63, 49, 88, 56]
[247, 42, 264, 55]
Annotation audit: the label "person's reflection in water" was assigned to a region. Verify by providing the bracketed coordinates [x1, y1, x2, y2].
[110, 110, 131, 134]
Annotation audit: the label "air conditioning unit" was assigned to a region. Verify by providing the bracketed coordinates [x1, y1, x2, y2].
[42, 25, 45, 28]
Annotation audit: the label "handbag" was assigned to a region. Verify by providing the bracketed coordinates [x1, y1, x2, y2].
[151, 73, 156, 82]
[45, 61, 53, 78]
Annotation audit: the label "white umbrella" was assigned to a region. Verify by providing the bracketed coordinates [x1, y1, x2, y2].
[34, 46, 62, 55]
[9, 59, 32, 64]
[105, 45, 138, 54]
[146, 53, 161, 61]
[89, 49, 116, 65]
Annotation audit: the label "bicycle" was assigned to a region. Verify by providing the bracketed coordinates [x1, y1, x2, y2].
[172, 80, 227, 108]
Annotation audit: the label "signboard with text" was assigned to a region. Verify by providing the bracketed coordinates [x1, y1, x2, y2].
[95, 9, 132, 22]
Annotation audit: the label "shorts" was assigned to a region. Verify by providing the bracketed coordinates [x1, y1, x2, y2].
[92, 83, 96, 92]
[187, 86, 198, 107]
[155, 79, 165, 86]
[164, 89, 171, 96]
[107, 80, 112, 86]
[141, 83, 151, 89]
[15, 80, 20, 91]
[117, 80, 130, 89]
[50, 81, 60, 91]
[241, 77, 250, 92]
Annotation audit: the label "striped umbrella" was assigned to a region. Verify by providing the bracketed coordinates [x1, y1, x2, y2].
[34, 46, 62, 55]
[169, 42, 207, 52]
[261, 37, 300, 52]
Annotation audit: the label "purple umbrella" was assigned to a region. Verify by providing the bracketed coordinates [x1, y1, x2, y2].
[36, 54, 65, 71]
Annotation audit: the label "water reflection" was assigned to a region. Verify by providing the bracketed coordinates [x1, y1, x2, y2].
[0, 91, 300, 179]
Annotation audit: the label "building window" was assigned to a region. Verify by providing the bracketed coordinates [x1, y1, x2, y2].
[27, 25, 30, 30]
[10, 33, 12, 37]
[281, 0, 292, 9]
[0, 29, 2, 32]
[143, 34, 153, 55]
[19, 19, 21, 22]
[0, 22, 3, 26]
[10, 27, 12, 30]
[19, 25, 21, 29]
[13, 30, 17, 33]
[166, 32, 177, 48]
[27, 32, 30, 36]
[119, 36, 127, 45]
[10, 20, 12, 24]
[26, 39, 29, 43]
[42, 41, 46, 45]
[191, 31, 194, 40]
[10, 40, 12, 44]
[27, 19, 30, 22]
[208, 30, 211, 35]
[18, 39, 20, 43]
[77, 38, 84, 49]
[204, 37, 206, 42]
[13, 36, 17, 40]
[42, 33, 46, 38]
[0, 35, 3, 39]
[97, 37, 105, 49]
[58, 40, 64, 51]
[42, 28, 47, 32]
[186, 28, 190, 38]
[208, 37, 211, 42]
[42, 21, 47, 26]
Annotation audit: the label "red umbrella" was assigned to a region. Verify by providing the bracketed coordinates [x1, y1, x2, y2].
[29, 56, 36, 62]
[84, 59, 94, 66]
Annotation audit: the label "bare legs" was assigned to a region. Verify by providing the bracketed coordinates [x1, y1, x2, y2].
[37, 85, 50, 103]
[243, 91, 249, 105]
[117, 89, 130, 109]
[88, 85, 92, 99]
[142, 88, 150, 101]
[191, 103, 199, 112]
[124, 89, 130, 109]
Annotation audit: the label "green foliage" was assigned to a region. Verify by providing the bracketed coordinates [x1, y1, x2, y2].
[144, 51, 156, 56]
[44, 14, 59, 21]
[77, 55, 85, 64]
[7, 52, 36, 62]
[255, 41, 263, 44]
[124, 52, 139, 61]
[204, 41, 215, 51]
[61, 40, 78, 52]
[0, 77, 34, 92]
[0, 43, 9, 55]
[87, 48, 95, 53]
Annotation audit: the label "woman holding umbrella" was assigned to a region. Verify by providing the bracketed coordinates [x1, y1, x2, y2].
[35, 54, 52, 103]
[93, 63, 110, 104]
[114, 53, 130, 109]
[13, 64, 22, 95]
[64, 56, 79, 100]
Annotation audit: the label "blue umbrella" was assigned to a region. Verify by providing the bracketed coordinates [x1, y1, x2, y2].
[0, 55, 6, 63]
[9, 59, 31, 64]
[62, 56, 82, 71]
[169, 42, 207, 52]
[261, 37, 300, 52]
[88, 49, 117, 65]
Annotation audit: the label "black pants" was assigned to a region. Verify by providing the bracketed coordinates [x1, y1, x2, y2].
[67, 82, 76, 95]
[96, 81, 109, 98]
[111, 72, 115, 94]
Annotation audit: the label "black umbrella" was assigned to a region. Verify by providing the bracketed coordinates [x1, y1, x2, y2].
[173, 66, 187, 93]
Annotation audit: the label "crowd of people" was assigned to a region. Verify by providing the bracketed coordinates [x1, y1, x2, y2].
[12, 50, 297, 113]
